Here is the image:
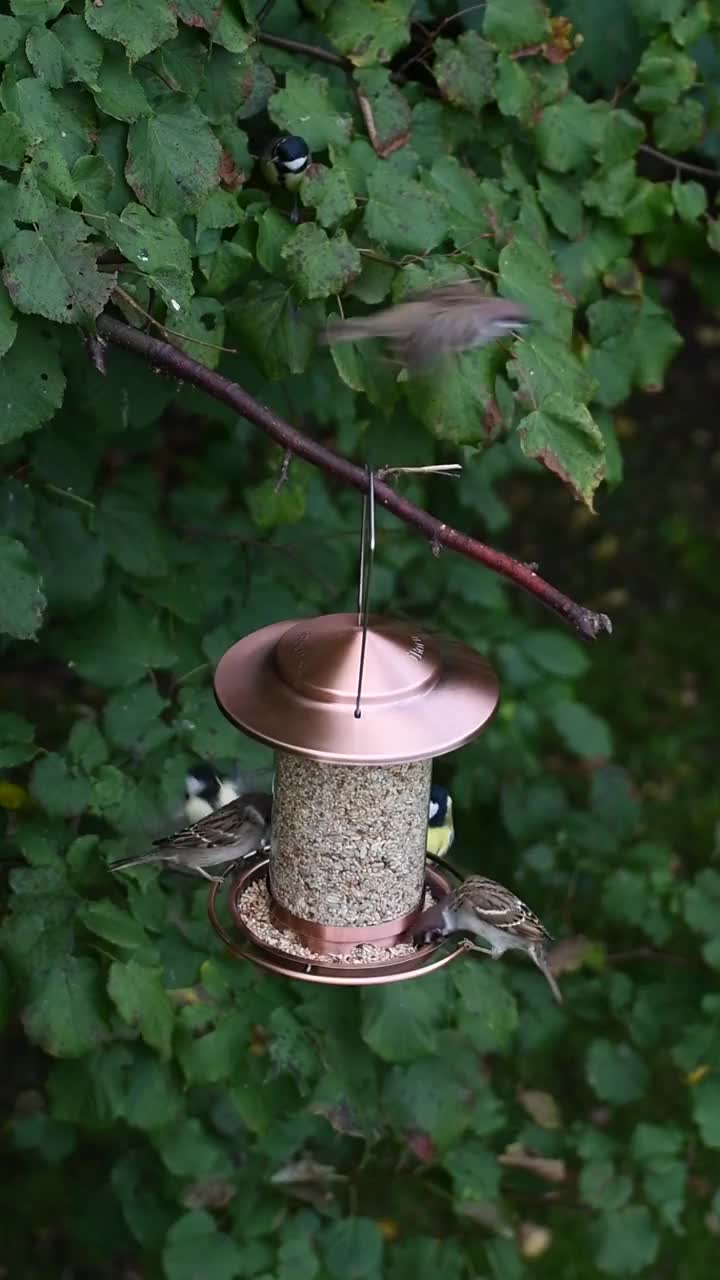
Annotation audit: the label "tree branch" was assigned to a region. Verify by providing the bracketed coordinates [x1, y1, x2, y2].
[95, 314, 612, 640]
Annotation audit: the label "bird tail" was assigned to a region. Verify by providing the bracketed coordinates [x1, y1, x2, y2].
[321, 317, 382, 346]
[531, 946, 563, 1004]
[109, 853, 156, 872]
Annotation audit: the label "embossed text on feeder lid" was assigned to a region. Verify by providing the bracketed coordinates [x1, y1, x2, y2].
[214, 612, 499, 765]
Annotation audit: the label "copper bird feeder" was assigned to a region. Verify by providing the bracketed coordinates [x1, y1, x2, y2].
[210, 472, 500, 984]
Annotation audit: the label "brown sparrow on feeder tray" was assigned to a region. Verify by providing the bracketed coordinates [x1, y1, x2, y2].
[322, 285, 530, 373]
[410, 875, 563, 1004]
[110, 793, 272, 883]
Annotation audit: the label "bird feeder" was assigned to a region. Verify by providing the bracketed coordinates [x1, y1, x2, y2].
[209, 475, 500, 985]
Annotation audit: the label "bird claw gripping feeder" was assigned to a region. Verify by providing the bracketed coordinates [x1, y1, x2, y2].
[209, 472, 500, 985]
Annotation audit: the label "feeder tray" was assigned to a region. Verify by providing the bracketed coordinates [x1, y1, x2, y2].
[208, 860, 472, 986]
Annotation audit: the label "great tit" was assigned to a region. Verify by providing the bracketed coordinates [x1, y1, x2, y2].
[411, 875, 562, 1004]
[184, 764, 240, 824]
[261, 134, 311, 224]
[322, 284, 529, 373]
[426, 783, 455, 859]
[110, 792, 273, 883]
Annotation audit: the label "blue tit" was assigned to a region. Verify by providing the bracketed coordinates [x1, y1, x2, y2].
[426, 783, 454, 858]
[261, 134, 311, 225]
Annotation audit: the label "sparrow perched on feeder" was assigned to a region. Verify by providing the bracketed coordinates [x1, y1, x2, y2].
[322, 284, 530, 372]
[426, 783, 455, 858]
[411, 875, 562, 1003]
[261, 134, 311, 224]
[110, 793, 273, 883]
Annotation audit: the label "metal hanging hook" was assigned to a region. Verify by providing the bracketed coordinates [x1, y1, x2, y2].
[354, 466, 375, 719]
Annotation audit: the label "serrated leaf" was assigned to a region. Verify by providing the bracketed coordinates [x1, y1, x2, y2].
[364, 168, 448, 254]
[94, 489, 169, 578]
[171, 296, 227, 370]
[587, 1039, 648, 1103]
[452, 963, 518, 1050]
[498, 233, 575, 342]
[653, 96, 704, 153]
[52, 14, 104, 86]
[269, 70, 353, 152]
[579, 1159, 633, 1211]
[72, 154, 115, 213]
[3, 208, 114, 324]
[484, 0, 551, 49]
[518, 394, 605, 508]
[59, 593, 178, 688]
[404, 345, 508, 445]
[23, 955, 108, 1058]
[354, 67, 410, 156]
[593, 1206, 659, 1276]
[10, 77, 91, 167]
[0, 535, 46, 638]
[534, 94, 607, 173]
[84, 0, 177, 63]
[300, 164, 357, 229]
[320, 1218, 383, 1279]
[162, 1211, 243, 1280]
[25, 25, 65, 88]
[126, 97, 221, 216]
[108, 959, 174, 1060]
[434, 32, 496, 115]
[80, 901, 153, 954]
[92, 49, 152, 122]
[282, 224, 362, 299]
[103, 683, 169, 750]
[383, 1055, 472, 1147]
[0, 711, 35, 768]
[672, 178, 707, 222]
[443, 1139, 500, 1203]
[30, 752, 91, 817]
[228, 280, 320, 378]
[521, 629, 590, 677]
[586, 296, 683, 407]
[362, 976, 446, 1062]
[106, 203, 194, 312]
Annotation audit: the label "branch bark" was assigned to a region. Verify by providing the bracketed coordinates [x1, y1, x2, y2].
[95, 314, 612, 640]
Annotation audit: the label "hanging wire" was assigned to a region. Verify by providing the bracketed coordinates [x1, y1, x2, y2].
[354, 466, 375, 719]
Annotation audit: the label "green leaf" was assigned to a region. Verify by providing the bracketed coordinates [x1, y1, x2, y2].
[484, 0, 551, 49]
[3, 208, 115, 324]
[30, 752, 91, 817]
[0, 710, 36, 768]
[692, 1077, 720, 1149]
[153, 1116, 231, 1178]
[315, 1222, 381, 1280]
[10, 77, 91, 167]
[106, 203, 194, 312]
[59, 593, 178, 688]
[94, 489, 169, 578]
[383, 1054, 473, 1147]
[300, 164, 357, 229]
[586, 296, 683, 407]
[162, 1211, 243, 1280]
[434, 32, 496, 115]
[171, 296, 227, 371]
[362, 976, 446, 1062]
[229, 280, 321, 378]
[323, 0, 413, 67]
[0, 535, 46, 639]
[593, 1206, 659, 1276]
[80, 901, 153, 954]
[443, 1139, 500, 1203]
[269, 70, 353, 152]
[0, 15, 22, 61]
[52, 14, 104, 86]
[354, 68, 410, 155]
[108, 959, 174, 1060]
[364, 169, 447, 254]
[653, 97, 704, 153]
[281, 224, 362, 300]
[92, 49, 152, 122]
[72, 154, 115, 213]
[22, 955, 108, 1058]
[84, 0, 177, 63]
[103, 683, 169, 750]
[534, 94, 607, 173]
[498, 233, 575, 343]
[537, 171, 584, 240]
[579, 1159, 633, 1211]
[126, 97, 221, 216]
[635, 35, 696, 112]
[587, 1039, 648, 1103]
[453, 962, 519, 1050]
[672, 178, 707, 223]
[550, 700, 613, 758]
[25, 25, 65, 89]
[518, 394, 605, 510]
[521, 630, 590, 677]
[404, 346, 507, 445]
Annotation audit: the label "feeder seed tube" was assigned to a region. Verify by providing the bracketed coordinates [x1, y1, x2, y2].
[269, 751, 432, 926]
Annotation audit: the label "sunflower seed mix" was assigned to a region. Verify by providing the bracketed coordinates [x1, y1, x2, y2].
[238, 878, 433, 965]
[269, 751, 432, 926]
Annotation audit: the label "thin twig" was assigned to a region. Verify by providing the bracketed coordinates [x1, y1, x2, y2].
[354, 84, 410, 159]
[257, 31, 350, 70]
[96, 314, 613, 640]
[639, 144, 720, 181]
[113, 287, 239, 356]
[274, 449, 292, 492]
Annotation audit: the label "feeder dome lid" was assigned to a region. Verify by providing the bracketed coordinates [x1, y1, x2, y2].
[214, 612, 499, 765]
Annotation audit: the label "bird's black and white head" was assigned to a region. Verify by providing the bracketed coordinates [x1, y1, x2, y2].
[268, 134, 311, 186]
[184, 764, 239, 823]
[428, 783, 450, 828]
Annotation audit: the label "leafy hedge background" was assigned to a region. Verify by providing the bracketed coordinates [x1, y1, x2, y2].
[1, 0, 720, 1276]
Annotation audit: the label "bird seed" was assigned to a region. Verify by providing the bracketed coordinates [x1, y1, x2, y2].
[269, 752, 431, 926]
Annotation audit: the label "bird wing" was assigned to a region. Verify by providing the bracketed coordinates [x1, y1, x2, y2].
[457, 876, 552, 944]
[153, 793, 271, 854]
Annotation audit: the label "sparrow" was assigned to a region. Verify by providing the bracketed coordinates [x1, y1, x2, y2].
[260, 134, 311, 224]
[426, 783, 454, 859]
[411, 875, 562, 1003]
[110, 792, 273, 883]
[322, 284, 530, 372]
